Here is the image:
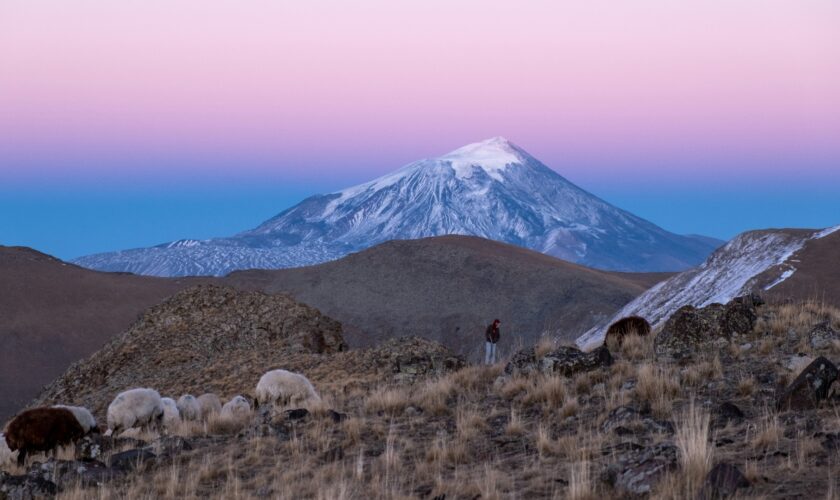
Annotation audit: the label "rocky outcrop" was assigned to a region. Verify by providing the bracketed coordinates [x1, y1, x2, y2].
[776, 356, 839, 411]
[654, 295, 760, 358]
[601, 442, 678, 495]
[375, 337, 466, 383]
[32, 285, 347, 417]
[0, 471, 57, 499]
[504, 345, 612, 377]
[698, 463, 750, 499]
[808, 321, 839, 350]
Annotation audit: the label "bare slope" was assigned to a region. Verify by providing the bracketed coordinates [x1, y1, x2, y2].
[225, 235, 667, 358]
[578, 225, 840, 349]
[0, 246, 208, 422]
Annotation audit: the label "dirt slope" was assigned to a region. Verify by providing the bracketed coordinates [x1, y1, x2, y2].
[225, 235, 666, 358]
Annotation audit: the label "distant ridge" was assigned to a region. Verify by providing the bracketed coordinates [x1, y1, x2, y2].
[74, 137, 720, 276]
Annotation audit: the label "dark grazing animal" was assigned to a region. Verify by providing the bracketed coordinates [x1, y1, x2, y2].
[604, 316, 652, 347]
[4, 407, 85, 466]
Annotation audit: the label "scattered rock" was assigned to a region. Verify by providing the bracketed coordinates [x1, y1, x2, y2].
[108, 448, 157, 472]
[386, 337, 466, 383]
[602, 442, 679, 495]
[284, 409, 310, 421]
[655, 295, 759, 358]
[712, 402, 745, 429]
[600, 406, 674, 436]
[327, 410, 348, 423]
[76, 435, 145, 461]
[505, 345, 612, 378]
[26, 458, 116, 488]
[155, 436, 194, 456]
[0, 471, 57, 499]
[784, 354, 815, 374]
[808, 321, 839, 350]
[404, 406, 423, 417]
[698, 463, 750, 499]
[776, 356, 839, 411]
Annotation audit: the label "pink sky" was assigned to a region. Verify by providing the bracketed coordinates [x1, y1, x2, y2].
[1, 0, 838, 186]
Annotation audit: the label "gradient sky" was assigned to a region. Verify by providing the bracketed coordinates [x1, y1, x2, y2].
[1, 0, 839, 259]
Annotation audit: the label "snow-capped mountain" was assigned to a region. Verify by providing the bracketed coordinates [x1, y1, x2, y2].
[576, 225, 840, 350]
[74, 137, 720, 277]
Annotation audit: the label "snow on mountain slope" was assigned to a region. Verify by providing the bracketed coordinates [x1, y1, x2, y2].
[576, 226, 840, 350]
[74, 137, 719, 277]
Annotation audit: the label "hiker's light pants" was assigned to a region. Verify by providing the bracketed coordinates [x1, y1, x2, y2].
[485, 341, 497, 364]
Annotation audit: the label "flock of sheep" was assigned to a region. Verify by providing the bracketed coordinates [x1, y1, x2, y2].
[2, 369, 320, 467]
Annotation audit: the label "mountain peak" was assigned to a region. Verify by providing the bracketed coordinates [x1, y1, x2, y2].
[438, 137, 529, 179]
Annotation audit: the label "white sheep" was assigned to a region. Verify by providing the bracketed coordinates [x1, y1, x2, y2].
[197, 393, 222, 420]
[107, 388, 164, 435]
[255, 369, 321, 407]
[160, 397, 181, 428]
[53, 405, 99, 434]
[220, 396, 252, 419]
[176, 394, 201, 421]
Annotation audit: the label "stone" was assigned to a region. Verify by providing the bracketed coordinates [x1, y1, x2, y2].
[0, 471, 57, 500]
[601, 406, 674, 436]
[505, 345, 612, 378]
[108, 448, 157, 472]
[26, 458, 116, 488]
[698, 463, 750, 499]
[155, 436, 194, 456]
[327, 410, 348, 423]
[387, 337, 466, 383]
[655, 295, 759, 358]
[284, 408, 310, 421]
[712, 402, 745, 429]
[602, 442, 679, 495]
[808, 321, 839, 350]
[76, 435, 146, 461]
[776, 356, 839, 411]
[784, 354, 814, 374]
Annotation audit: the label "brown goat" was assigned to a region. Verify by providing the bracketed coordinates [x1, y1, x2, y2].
[4, 407, 85, 466]
[604, 315, 652, 348]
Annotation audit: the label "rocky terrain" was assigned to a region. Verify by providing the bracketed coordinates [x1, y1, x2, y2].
[579, 226, 840, 350]
[3, 286, 840, 499]
[2, 237, 667, 422]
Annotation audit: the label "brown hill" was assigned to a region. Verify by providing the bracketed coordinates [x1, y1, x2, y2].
[225, 235, 668, 357]
[0, 246, 209, 423]
[760, 228, 840, 305]
[31, 285, 350, 417]
[2, 236, 667, 422]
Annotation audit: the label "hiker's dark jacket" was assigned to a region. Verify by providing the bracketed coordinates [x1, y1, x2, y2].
[485, 324, 500, 344]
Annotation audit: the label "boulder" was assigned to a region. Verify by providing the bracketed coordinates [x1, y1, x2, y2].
[505, 345, 612, 378]
[808, 321, 839, 350]
[383, 337, 466, 383]
[284, 409, 310, 421]
[711, 402, 745, 429]
[600, 406, 674, 436]
[655, 295, 759, 358]
[108, 448, 157, 472]
[0, 471, 57, 500]
[602, 442, 679, 495]
[26, 458, 116, 488]
[698, 463, 750, 499]
[776, 356, 839, 411]
[76, 434, 146, 461]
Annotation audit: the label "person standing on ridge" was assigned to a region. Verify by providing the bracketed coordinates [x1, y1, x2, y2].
[485, 319, 501, 365]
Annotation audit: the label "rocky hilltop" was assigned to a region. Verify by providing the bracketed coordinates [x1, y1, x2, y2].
[3, 290, 840, 499]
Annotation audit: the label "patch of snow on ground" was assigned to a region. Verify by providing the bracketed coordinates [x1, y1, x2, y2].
[576, 231, 810, 351]
[814, 225, 840, 239]
[764, 268, 796, 290]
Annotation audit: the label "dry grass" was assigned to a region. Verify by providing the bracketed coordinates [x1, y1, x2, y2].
[756, 299, 840, 337]
[675, 400, 713, 496]
[737, 375, 756, 396]
[506, 408, 525, 436]
[568, 459, 595, 500]
[364, 386, 410, 415]
[523, 375, 567, 407]
[750, 411, 782, 450]
[635, 363, 680, 417]
[617, 331, 655, 361]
